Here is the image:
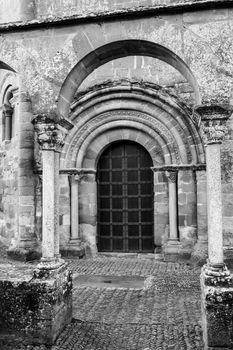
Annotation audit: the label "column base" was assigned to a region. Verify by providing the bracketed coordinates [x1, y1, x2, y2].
[0, 262, 72, 346]
[61, 240, 86, 258]
[7, 239, 41, 262]
[163, 240, 182, 261]
[201, 263, 233, 349]
[35, 257, 66, 276]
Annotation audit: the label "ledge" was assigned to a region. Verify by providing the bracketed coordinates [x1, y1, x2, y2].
[0, 0, 233, 32]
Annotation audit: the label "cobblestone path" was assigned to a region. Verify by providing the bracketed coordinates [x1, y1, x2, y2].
[53, 257, 204, 350]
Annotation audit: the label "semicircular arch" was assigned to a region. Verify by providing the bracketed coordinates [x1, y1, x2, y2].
[78, 126, 167, 170]
[57, 40, 201, 118]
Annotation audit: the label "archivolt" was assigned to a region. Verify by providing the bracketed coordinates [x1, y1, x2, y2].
[60, 81, 205, 169]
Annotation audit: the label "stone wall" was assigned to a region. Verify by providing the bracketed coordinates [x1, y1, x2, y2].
[0, 0, 228, 25]
[1, 2, 233, 255]
[1, 7, 233, 112]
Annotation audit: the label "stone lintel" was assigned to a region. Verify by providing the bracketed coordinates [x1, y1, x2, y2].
[151, 164, 206, 172]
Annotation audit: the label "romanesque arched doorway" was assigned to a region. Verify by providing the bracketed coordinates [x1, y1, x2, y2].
[97, 141, 154, 253]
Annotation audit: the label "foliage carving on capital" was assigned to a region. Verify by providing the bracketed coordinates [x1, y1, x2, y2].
[165, 170, 177, 183]
[32, 115, 65, 152]
[202, 120, 227, 145]
[194, 104, 231, 146]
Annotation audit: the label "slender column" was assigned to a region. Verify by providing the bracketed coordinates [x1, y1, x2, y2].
[69, 174, 81, 243]
[33, 115, 67, 267]
[42, 149, 56, 261]
[166, 170, 179, 242]
[2, 104, 13, 141]
[195, 104, 231, 276]
[54, 151, 61, 258]
[191, 169, 208, 263]
[206, 142, 223, 265]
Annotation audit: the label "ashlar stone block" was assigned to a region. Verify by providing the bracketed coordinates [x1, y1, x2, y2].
[201, 269, 233, 349]
[0, 262, 72, 346]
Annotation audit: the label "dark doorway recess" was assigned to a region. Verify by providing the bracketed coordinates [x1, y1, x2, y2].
[97, 141, 154, 253]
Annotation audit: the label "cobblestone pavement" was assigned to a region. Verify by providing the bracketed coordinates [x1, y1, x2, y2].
[53, 257, 203, 350]
[0, 250, 204, 350]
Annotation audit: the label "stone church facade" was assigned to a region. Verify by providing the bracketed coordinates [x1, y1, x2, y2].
[0, 0, 233, 263]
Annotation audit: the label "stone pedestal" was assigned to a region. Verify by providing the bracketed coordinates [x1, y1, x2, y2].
[0, 262, 72, 346]
[201, 266, 233, 350]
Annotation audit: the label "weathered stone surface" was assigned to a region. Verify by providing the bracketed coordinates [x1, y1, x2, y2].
[201, 269, 233, 349]
[0, 262, 72, 346]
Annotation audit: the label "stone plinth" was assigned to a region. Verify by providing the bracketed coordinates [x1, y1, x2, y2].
[201, 265, 233, 349]
[0, 262, 72, 346]
[61, 241, 86, 258]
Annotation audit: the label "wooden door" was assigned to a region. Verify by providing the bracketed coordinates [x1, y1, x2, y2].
[97, 141, 154, 252]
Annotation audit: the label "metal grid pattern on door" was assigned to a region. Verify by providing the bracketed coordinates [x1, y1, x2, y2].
[97, 141, 154, 253]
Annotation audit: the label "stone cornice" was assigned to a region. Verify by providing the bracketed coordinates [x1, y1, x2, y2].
[151, 164, 206, 171]
[34, 168, 96, 175]
[0, 1, 232, 32]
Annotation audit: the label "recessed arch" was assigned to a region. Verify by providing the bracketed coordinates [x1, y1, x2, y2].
[77, 123, 170, 169]
[60, 81, 205, 169]
[57, 40, 201, 118]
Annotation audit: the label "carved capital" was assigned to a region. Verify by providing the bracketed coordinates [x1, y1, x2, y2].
[195, 104, 231, 145]
[68, 173, 83, 185]
[165, 170, 177, 183]
[32, 114, 65, 152]
[1, 103, 13, 118]
[202, 120, 227, 145]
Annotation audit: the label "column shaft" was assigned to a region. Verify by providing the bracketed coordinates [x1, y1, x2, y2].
[206, 143, 223, 265]
[70, 175, 80, 241]
[5, 115, 11, 140]
[42, 150, 56, 261]
[54, 151, 61, 258]
[168, 180, 178, 240]
[166, 171, 179, 241]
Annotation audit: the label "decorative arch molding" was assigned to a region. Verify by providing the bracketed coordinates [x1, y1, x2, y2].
[57, 40, 201, 118]
[0, 72, 18, 143]
[63, 111, 182, 168]
[60, 81, 205, 168]
[80, 126, 165, 170]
